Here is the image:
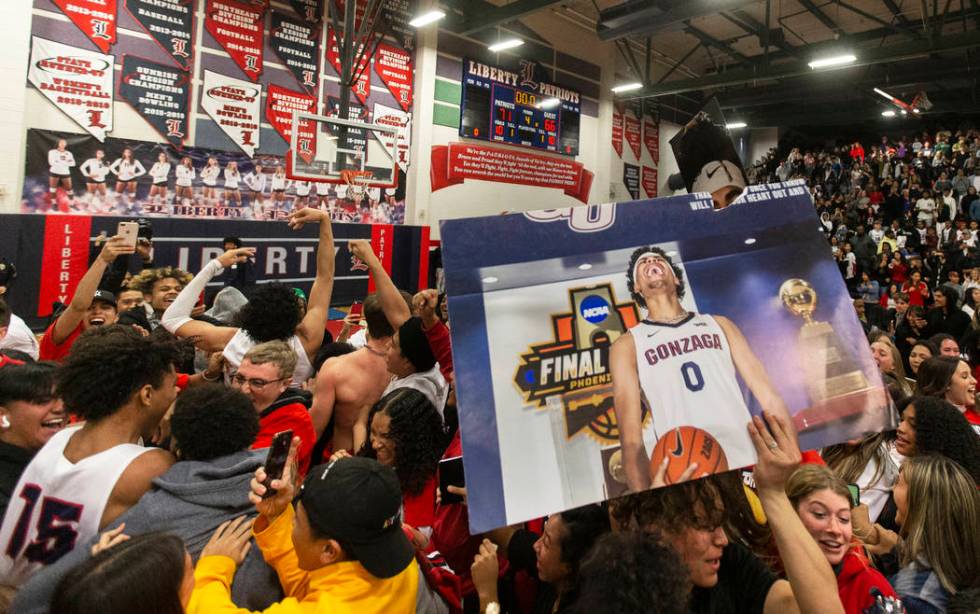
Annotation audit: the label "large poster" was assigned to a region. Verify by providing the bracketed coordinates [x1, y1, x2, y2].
[27, 37, 114, 142]
[201, 70, 262, 156]
[270, 11, 320, 95]
[441, 182, 894, 532]
[124, 0, 195, 71]
[118, 55, 191, 147]
[205, 0, 265, 81]
[21, 129, 407, 226]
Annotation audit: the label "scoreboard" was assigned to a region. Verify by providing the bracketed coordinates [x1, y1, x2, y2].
[459, 58, 580, 156]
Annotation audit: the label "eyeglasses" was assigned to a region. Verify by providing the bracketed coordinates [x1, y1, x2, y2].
[231, 374, 286, 389]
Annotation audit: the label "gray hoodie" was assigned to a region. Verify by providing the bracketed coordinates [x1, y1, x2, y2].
[12, 450, 283, 613]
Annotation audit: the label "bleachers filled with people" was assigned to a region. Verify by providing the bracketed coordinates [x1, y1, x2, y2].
[0, 166, 979, 614]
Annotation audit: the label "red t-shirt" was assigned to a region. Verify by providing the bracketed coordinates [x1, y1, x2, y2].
[252, 401, 316, 479]
[837, 549, 898, 613]
[38, 320, 83, 361]
[403, 475, 437, 530]
[902, 281, 928, 307]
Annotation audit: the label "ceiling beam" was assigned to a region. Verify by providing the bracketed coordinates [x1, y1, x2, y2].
[454, 0, 566, 35]
[881, 0, 915, 29]
[835, 0, 921, 39]
[724, 9, 801, 58]
[683, 23, 751, 64]
[596, 0, 757, 42]
[618, 28, 980, 99]
[796, 0, 845, 36]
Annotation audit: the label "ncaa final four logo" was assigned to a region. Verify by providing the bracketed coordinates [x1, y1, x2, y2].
[513, 283, 647, 444]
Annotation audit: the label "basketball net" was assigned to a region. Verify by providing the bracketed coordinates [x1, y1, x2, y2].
[340, 169, 373, 203]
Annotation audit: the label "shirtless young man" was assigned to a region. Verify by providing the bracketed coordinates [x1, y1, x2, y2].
[311, 294, 394, 453]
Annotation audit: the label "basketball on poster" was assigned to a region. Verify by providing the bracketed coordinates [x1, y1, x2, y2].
[441, 181, 895, 532]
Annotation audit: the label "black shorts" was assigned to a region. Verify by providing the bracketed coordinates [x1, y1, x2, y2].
[225, 187, 240, 192]
[49, 173, 70, 179]
[273, 188, 285, 193]
[153, 180, 168, 186]
[87, 179, 105, 185]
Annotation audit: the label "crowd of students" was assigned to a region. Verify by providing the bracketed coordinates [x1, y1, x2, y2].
[0, 135, 978, 612]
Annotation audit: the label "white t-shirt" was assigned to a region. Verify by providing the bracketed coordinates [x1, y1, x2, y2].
[175, 165, 196, 187]
[79, 158, 109, 182]
[224, 168, 241, 189]
[0, 314, 39, 360]
[270, 174, 289, 191]
[48, 150, 75, 176]
[244, 172, 266, 193]
[315, 182, 331, 196]
[201, 165, 221, 186]
[294, 181, 311, 196]
[110, 159, 146, 182]
[149, 162, 171, 184]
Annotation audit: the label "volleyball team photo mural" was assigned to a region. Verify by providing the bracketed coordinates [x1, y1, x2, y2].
[441, 181, 895, 532]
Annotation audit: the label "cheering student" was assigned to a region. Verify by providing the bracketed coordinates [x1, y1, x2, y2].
[147, 151, 171, 213]
[47, 138, 75, 209]
[244, 163, 267, 218]
[109, 148, 146, 208]
[79, 149, 110, 212]
[174, 156, 196, 206]
[611, 246, 791, 492]
[270, 165, 290, 217]
[915, 356, 980, 431]
[200, 157, 220, 205]
[223, 161, 243, 213]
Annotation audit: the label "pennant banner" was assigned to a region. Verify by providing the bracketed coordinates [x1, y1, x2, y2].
[206, 0, 265, 81]
[53, 0, 117, 53]
[333, 0, 368, 31]
[270, 11, 320, 95]
[37, 215, 93, 316]
[611, 111, 623, 158]
[373, 102, 411, 170]
[643, 115, 659, 164]
[380, 0, 415, 51]
[642, 165, 658, 198]
[325, 95, 368, 153]
[266, 84, 316, 145]
[290, 0, 323, 21]
[27, 37, 114, 141]
[624, 112, 641, 159]
[118, 55, 190, 147]
[623, 163, 639, 200]
[201, 69, 262, 156]
[124, 0, 195, 71]
[374, 42, 412, 111]
[326, 26, 370, 105]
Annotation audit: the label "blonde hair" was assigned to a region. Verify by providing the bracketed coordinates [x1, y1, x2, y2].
[785, 464, 852, 509]
[871, 335, 914, 397]
[899, 455, 980, 593]
[243, 340, 297, 379]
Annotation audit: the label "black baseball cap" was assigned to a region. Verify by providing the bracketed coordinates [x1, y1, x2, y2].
[299, 457, 414, 579]
[397, 317, 436, 372]
[92, 289, 117, 307]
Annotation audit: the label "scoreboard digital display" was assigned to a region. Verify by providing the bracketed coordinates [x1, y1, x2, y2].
[459, 58, 581, 157]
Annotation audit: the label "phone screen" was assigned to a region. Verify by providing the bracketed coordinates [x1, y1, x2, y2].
[847, 483, 860, 507]
[438, 456, 465, 505]
[261, 430, 293, 498]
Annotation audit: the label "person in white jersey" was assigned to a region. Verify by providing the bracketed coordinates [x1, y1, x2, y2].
[293, 179, 312, 210]
[0, 327, 177, 586]
[161, 207, 335, 388]
[223, 161, 243, 212]
[610, 246, 791, 492]
[243, 163, 268, 219]
[147, 152, 171, 212]
[109, 148, 146, 202]
[174, 156, 195, 205]
[200, 157, 221, 205]
[314, 179, 332, 212]
[270, 165, 290, 217]
[47, 140, 75, 207]
[79, 149, 109, 212]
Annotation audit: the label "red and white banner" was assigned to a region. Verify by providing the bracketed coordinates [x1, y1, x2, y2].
[430, 143, 593, 204]
[37, 215, 92, 316]
[368, 223, 394, 293]
[205, 0, 265, 81]
[333, 0, 368, 31]
[53, 0, 117, 53]
[27, 37, 114, 141]
[624, 113, 641, 159]
[374, 42, 412, 111]
[642, 165, 658, 198]
[265, 84, 316, 145]
[611, 111, 623, 158]
[372, 102, 411, 170]
[326, 26, 370, 105]
[643, 115, 659, 164]
[201, 70, 262, 156]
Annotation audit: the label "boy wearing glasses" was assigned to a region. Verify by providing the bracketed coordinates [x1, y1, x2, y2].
[233, 341, 316, 477]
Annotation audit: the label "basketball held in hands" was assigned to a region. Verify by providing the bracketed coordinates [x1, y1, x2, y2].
[649, 426, 729, 484]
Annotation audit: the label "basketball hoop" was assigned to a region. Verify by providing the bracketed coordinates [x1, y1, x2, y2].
[340, 169, 373, 203]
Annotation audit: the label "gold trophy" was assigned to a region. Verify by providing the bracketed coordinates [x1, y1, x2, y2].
[780, 278, 869, 403]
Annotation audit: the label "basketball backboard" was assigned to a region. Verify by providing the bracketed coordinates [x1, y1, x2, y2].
[286, 112, 399, 188]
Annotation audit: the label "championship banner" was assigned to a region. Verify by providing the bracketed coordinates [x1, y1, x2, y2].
[119, 55, 190, 147]
[290, 0, 323, 21]
[124, 0, 195, 71]
[201, 69, 262, 156]
[53, 0, 117, 53]
[205, 0, 265, 81]
[36, 215, 92, 317]
[333, 0, 368, 31]
[374, 42, 412, 111]
[440, 180, 893, 531]
[266, 84, 316, 145]
[623, 163, 639, 200]
[611, 110, 623, 158]
[325, 95, 368, 153]
[380, 0, 415, 50]
[642, 165, 658, 198]
[27, 38, 114, 142]
[372, 102, 411, 169]
[326, 26, 370, 105]
[624, 112, 641, 159]
[430, 143, 593, 204]
[270, 11, 320, 95]
[643, 115, 659, 164]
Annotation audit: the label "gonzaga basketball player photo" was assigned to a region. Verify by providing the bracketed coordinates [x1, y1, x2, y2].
[610, 246, 792, 492]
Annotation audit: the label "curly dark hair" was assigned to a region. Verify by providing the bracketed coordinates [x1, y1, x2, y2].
[915, 355, 963, 397]
[570, 531, 689, 614]
[171, 384, 259, 461]
[57, 325, 180, 421]
[128, 267, 192, 296]
[359, 388, 443, 496]
[555, 504, 611, 584]
[898, 396, 980, 482]
[610, 475, 725, 535]
[237, 283, 301, 343]
[625, 246, 686, 304]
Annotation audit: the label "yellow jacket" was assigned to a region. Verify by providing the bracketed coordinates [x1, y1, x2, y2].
[188, 505, 420, 613]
